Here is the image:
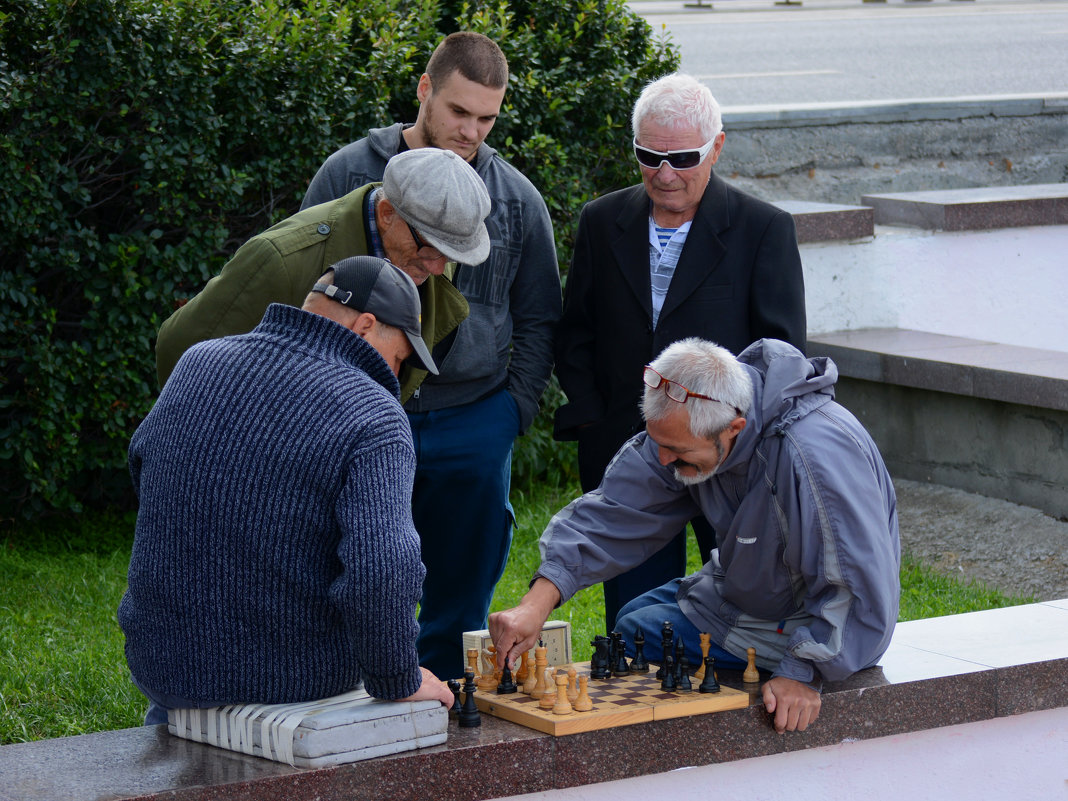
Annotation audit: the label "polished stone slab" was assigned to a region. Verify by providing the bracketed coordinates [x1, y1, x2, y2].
[2, 601, 1066, 800]
[807, 327, 1068, 411]
[861, 183, 1068, 231]
[772, 200, 875, 242]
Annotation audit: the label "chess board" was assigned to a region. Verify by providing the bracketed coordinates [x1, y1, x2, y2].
[474, 662, 749, 736]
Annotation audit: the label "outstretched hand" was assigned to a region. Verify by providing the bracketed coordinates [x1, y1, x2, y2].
[487, 577, 561, 671]
[761, 676, 821, 733]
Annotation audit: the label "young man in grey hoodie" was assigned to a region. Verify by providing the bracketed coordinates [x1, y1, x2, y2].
[302, 32, 561, 679]
[489, 338, 900, 733]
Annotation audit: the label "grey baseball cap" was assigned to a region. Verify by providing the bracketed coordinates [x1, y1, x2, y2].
[383, 148, 492, 265]
[312, 256, 438, 375]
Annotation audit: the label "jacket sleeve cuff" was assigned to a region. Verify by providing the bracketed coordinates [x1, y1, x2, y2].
[772, 653, 821, 690]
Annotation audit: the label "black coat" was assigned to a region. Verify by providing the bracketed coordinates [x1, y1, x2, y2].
[554, 172, 807, 490]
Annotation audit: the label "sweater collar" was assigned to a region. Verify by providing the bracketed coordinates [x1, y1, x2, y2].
[254, 304, 401, 398]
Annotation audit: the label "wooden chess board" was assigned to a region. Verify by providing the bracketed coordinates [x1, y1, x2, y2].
[473, 662, 749, 736]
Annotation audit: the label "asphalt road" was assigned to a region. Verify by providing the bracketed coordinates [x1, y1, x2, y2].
[631, 0, 1068, 106]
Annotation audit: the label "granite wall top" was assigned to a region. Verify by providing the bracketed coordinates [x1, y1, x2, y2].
[3, 601, 1067, 801]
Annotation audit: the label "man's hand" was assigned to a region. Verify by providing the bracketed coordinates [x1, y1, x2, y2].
[487, 578, 561, 671]
[761, 676, 821, 733]
[398, 666, 454, 707]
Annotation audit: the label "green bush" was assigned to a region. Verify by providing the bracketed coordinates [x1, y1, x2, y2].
[0, 0, 677, 519]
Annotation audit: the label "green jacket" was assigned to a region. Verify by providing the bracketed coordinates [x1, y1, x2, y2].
[155, 184, 468, 400]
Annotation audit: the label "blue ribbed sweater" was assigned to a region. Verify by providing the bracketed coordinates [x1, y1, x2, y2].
[119, 304, 425, 704]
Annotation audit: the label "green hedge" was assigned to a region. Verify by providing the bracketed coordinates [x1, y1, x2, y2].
[0, 0, 678, 519]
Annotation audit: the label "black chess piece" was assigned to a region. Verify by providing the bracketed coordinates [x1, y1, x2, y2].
[611, 631, 629, 676]
[656, 621, 674, 680]
[496, 663, 517, 694]
[661, 654, 677, 692]
[590, 635, 611, 679]
[458, 671, 481, 728]
[676, 651, 692, 693]
[698, 656, 721, 693]
[447, 678, 462, 714]
[674, 639, 686, 683]
[629, 628, 649, 673]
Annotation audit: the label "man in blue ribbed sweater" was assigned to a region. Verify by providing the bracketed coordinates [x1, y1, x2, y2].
[119, 256, 453, 725]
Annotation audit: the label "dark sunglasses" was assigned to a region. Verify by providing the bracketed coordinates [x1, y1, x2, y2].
[643, 366, 743, 416]
[632, 137, 717, 171]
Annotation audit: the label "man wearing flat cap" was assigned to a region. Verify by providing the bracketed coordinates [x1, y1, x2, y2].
[122, 256, 453, 726]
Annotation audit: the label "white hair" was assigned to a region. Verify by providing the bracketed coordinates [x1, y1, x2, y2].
[631, 73, 723, 143]
[641, 338, 752, 439]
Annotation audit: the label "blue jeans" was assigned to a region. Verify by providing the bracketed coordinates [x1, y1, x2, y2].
[130, 675, 224, 727]
[409, 389, 519, 679]
[614, 579, 747, 671]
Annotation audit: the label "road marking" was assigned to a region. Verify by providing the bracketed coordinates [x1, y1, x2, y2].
[694, 69, 839, 79]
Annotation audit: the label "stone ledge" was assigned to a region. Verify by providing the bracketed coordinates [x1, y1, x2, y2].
[860, 183, 1068, 230]
[3, 601, 1067, 801]
[772, 200, 874, 242]
[807, 328, 1068, 412]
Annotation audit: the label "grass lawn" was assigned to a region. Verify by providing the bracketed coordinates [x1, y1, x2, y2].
[0, 482, 1034, 744]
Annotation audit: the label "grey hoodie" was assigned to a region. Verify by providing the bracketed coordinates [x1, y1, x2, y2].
[536, 339, 900, 686]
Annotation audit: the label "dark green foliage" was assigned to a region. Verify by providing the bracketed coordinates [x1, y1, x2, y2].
[0, 0, 678, 519]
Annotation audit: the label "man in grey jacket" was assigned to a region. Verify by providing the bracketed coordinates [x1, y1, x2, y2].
[489, 338, 900, 733]
[302, 32, 561, 679]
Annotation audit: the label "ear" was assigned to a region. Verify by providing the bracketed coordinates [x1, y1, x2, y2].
[416, 73, 433, 104]
[347, 312, 377, 337]
[725, 415, 746, 440]
[709, 131, 726, 166]
[375, 197, 397, 230]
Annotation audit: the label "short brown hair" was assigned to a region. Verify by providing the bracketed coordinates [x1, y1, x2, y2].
[426, 32, 508, 90]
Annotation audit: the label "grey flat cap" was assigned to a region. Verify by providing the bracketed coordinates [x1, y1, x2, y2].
[383, 149, 492, 265]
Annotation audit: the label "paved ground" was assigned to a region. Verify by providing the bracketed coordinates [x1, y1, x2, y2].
[895, 479, 1068, 602]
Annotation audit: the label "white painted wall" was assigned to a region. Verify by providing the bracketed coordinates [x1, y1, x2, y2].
[801, 224, 1068, 352]
[496, 706, 1068, 801]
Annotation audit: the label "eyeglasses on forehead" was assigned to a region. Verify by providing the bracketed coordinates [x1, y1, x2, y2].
[643, 366, 743, 416]
[632, 137, 717, 171]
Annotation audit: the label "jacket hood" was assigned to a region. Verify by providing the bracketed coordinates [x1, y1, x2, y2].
[366, 123, 498, 170]
[719, 339, 838, 472]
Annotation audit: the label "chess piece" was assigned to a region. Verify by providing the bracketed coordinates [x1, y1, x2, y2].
[517, 649, 530, 683]
[531, 647, 549, 699]
[566, 667, 579, 703]
[629, 628, 649, 673]
[497, 662, 517, 694]
[552, 673, 573, 715]
[447, 678, 462, 714]
[611, 631, 629, 676]
[539, 669, 557, 709]
[590, 635, 611, 680]
[673, 639, 685, 683]
[459, 671, 481, 728]
[573, 675, 593, 712]
[522, 649, 538, 694]
[656, 622, 673, 680]
[466, 648, 481, 681]
[676, 652, 692, 693]
[694, 633, 712, 681]
[661, 654, 677, 691]
[698, 656, 720, 693]
[743, 647, 760, 684]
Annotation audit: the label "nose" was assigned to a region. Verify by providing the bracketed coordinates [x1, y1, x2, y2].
[657, 446, 675, 467]
[422, 252, 448, 275]
[655, 162, 678, 180]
